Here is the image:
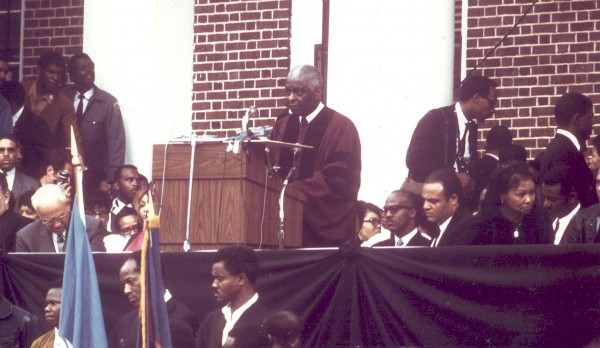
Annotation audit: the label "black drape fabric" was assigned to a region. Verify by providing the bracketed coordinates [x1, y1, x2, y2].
[3, 246, 600, 347]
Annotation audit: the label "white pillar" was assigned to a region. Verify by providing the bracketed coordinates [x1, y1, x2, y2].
[82, 0, 195, 178]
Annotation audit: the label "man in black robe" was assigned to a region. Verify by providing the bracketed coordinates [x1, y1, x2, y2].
[269, 65, 361, 247]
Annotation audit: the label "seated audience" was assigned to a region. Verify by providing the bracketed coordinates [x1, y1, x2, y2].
[103, 207, 144, 252]
[541, 165, 580, 245]
[353, 201, 383, 247]
[0, 133, 40, 212]
[0, 81, 52, 178]
[374, 189, 432, 247]
[463, 161, 551, 245]
[84, 189, 111, 229]
[109, 164, 141, 232]
[262, 310, 303, 348]
[14, 184, 106, 252]
[16, 189, 37, 220]
[109, 251, 198, 348]
[0, 175, 33, 252]
[422, 168, 473, 247]
[196, 245, 270, 348]
[0, 295, 42, 347]
[31, 280, 62, 348]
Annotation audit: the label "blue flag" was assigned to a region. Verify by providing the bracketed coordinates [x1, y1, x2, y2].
[57, 200, 108, 347]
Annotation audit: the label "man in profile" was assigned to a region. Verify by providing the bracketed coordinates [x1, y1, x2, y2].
[541, 165, 580, 245]
[31, 281, 62, 348]
[422, 168, 473, 247]
[269, 65, 361, 247]
[405, 75, 497, 195]
[541, 92, 597, 208]
[196, 245, 270, 348]
[109, 251, 198, 348]
[64, 53, 126, 191]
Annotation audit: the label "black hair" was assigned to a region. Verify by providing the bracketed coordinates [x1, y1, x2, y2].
[356, 201, 381, 222]
[262, 310, 303, 348]
[554, 92, 593, 128]
[486, 125, 513, 151]
[39, 149, 71, 180]
[424, 168, 465, 204]
[389, 189, 428, 226]
[214, 245, 260, 284]
[0, 81, 25, 106]
[499, 143, 528, 164]
[67, 52, 91, 76]
[115, 206, 140, 226]
[480, 160, 538, 217]
[543, 165, 576, 197]
[459, 75, 496, 102]
[16, 189, 35, 209]
[115, 164, 139, 182]
[0, 133, 20, 148]
[84, 189, 112, 213]
[38, 51, 65, 70]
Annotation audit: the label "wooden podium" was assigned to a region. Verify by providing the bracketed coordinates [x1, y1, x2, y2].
[152, 141, 306, 251]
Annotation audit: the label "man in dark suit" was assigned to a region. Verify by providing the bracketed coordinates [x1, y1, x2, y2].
[422, 168, 473, 247]
[196, 246, 270, 348]
[404, 75, 497, 195]
[0, 134, 40, 211]
[0, 81, 53, 179]
[64, 53, 126, 191]
[541, 92, 597, 208]
[109, 251, 198, 348]
[14, 184, 106, 252]
[0, 174, 32, 252]
[269, 65, 361, 247]
[374, 189, 432, 247]
[541, 165, 581, 245]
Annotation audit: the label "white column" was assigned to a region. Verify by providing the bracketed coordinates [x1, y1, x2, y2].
[82, 0, 195, 178]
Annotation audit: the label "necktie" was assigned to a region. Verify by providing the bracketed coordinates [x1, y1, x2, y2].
[396, 239, 404, 247]
[554, 219, 560, 233]
[56, 233, 65, 252]
[298, 116, 308, 144]
[76, 94, 85, 120]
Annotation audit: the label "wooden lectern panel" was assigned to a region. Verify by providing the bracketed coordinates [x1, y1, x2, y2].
[152, 142, 305, 250]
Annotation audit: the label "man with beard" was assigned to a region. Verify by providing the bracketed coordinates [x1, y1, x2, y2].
[268, 65, 361, 247]
[196, 246, 270, 348]
[64, 53, 125, 191]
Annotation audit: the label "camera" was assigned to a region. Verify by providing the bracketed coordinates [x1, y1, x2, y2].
[57, 170, 70, 185]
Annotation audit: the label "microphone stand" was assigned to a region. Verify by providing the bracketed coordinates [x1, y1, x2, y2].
[278, 148, 301, 250]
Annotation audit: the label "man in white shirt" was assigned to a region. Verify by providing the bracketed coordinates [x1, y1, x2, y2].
[0, 134, 40, 210]
[108, 165, 140, 232]
[196, 245, 270, 348]
[542, 165, 580, 245]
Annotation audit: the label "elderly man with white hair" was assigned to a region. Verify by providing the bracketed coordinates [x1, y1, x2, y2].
[14, 184, 106, 252]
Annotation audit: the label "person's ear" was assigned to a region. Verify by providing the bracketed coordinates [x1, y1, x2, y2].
[314, 87, 322, 100]
[567, 191, 578, 205]
[449, 193, 458, 206]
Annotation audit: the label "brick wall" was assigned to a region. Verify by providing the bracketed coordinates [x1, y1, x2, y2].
[22, 0, 84, 79]
[192, 0, 291, 137]
[465, 0, 600, 159]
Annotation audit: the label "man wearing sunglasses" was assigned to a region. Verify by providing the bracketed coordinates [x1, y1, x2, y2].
[14, 184, 107, 252]
[404, 75, 497, 197]
[374, 190, 433, 247]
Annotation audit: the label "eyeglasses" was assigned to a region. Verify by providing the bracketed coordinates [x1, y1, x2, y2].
[363, 218, 381, 226]
[383, 205, 414, 215]
[481, 95, 497, 107]
[120, 225, 140, 236]
[41, 210, 67, 226]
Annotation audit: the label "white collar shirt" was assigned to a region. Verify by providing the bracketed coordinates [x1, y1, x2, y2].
[74, 88, 94, 115]
[12, 106, 24, 126]
[52, 231, 66, 253]
[395, 227, 419, 247]
[455, 103, 475, 163]
[221, 293, 259, 346]
[553, 204, 580, 245]
[556, 129, 580, 151]
[4, 167, 15, 191]
[293, 102, 324, 124]
[433, 216, 452, 247]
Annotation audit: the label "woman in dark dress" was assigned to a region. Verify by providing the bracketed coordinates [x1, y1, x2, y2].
[464, 160, 552, 245]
